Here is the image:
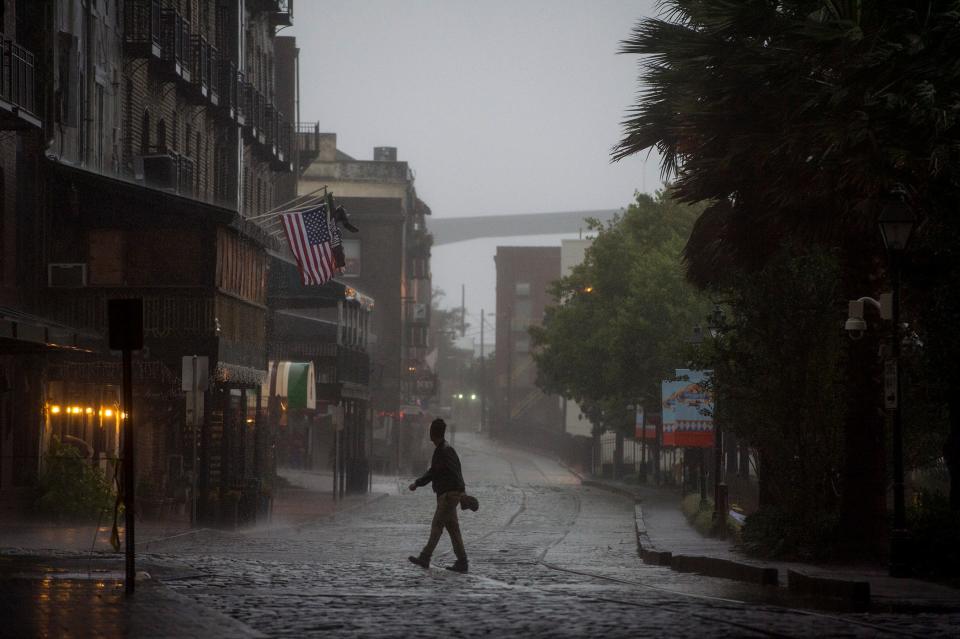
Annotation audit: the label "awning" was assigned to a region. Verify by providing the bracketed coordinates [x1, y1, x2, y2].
[0, 306, 102, 353]
[261, 361, 316, 410]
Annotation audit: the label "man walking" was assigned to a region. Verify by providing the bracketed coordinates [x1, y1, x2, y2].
[408, 418, 471, 573]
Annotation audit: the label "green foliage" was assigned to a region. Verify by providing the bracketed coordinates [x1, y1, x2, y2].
[741, 506, 841, 561]
[530, 190, 710, 433]
[681, 493, 715, 536]
[907, 491, 960, 578]
[35, 437, 114, 522]
[615, 2, 960, 287]
[698, 247, 846, 532]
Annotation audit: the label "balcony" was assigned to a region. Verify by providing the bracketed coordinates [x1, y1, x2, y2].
[273, 123, 293, 172]
[208, 46, 220, 107]
[296, 122, 320, 172]
[188, 35, 210, 103]
[123, 0, 162, 59]
[216, 61, 238, 121]
[0, 38, 40, 129]
[241, 81, 265, 143]
[272, 0, 294, 27]
[159, 8, 191, 82]
[178, 155, 196, 197]
[235, 72, 247, 126]
[133, 152, 196, 197]
[251, 0, 294, 26]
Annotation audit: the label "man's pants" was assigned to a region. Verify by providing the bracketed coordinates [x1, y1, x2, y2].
[420, 490, 467, 562]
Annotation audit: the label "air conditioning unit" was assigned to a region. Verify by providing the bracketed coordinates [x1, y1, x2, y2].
[133, 154, 179, 191]
[48, 263, 87, 288]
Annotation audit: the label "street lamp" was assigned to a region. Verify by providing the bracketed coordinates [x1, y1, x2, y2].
[879, 198, 916, 578]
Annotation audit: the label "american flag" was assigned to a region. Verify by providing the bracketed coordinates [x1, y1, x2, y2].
[281, 206, 338, 286]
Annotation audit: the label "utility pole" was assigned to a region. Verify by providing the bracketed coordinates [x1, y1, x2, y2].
[480, 308, 486, 434]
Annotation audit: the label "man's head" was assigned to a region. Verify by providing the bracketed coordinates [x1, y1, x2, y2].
[429, 418, 447, 445]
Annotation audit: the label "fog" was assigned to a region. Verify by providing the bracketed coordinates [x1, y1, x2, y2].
[290, 0, 660, 312]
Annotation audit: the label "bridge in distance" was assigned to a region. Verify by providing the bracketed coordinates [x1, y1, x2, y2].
[428, 209, 621, 245]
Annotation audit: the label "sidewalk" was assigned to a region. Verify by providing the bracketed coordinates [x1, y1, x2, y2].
[585, 476, 960, 612]
[0, 553, 265, 638]
[0, 473, 392, 636]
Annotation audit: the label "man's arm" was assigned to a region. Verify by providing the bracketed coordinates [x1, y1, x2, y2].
[413, 467, 434, 488]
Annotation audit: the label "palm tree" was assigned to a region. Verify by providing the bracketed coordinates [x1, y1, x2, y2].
[614, 0, 960, 551]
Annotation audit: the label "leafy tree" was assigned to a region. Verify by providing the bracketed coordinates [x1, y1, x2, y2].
[615, 0, 960, 551]
[531, 190, 709, 434]
[698, 247, 847, 558]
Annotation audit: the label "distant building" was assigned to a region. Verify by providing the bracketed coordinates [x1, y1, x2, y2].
[297, 136, 433, 467]
[560, 239, 593, 438]
[494, 246, 562, 444]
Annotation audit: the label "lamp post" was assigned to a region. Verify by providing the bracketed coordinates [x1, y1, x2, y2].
[878, 199, 916, 578]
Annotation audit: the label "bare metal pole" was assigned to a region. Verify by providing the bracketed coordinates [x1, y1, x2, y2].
[122, 347, 135, 594]
[480, 308, 485, 434]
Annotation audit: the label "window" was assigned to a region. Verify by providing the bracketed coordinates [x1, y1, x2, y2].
[156, 119, 166, 151]
[196, 132, 203, 194]
[342, 239, 361, 276]
[514, 298, 532, 319]
[514, 334, 531, 353]
[88, 229, 125, 286]
[515, 282, 531, 296]
[140, 110, 151, 153]
[95, 84, 104, 170]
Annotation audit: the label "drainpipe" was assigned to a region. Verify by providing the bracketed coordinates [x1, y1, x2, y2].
[84, 0, 93, 166]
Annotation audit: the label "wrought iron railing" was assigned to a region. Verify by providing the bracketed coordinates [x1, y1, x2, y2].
[159, 9, 190, 77]
[208, 46, 221, 105]
[178, 155, 195, 197]
[1, 38, 37, 117]
[277, 122, 292, 163]
[123, 0, 161, 52]
[191, 35, 210, 96]
[218, 61, 238, 113]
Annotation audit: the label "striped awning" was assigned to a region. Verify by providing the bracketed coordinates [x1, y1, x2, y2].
[262, 361, 316, 410]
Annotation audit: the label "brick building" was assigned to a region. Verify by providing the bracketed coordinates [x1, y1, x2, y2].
[0, 0, 309, 524]
[297, 136, 434, 470]
[494, 246, 563, 444]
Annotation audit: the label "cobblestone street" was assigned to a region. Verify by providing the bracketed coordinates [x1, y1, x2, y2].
[131, 434, 957, 638]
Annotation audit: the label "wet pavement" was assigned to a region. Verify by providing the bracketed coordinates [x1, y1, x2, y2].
[127, 434, 957, 637]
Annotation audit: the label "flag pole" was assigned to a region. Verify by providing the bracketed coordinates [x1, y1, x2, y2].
[246, 185, 330, 221]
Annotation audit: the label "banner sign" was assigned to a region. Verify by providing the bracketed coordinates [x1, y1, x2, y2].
[661, 369, 713, 448]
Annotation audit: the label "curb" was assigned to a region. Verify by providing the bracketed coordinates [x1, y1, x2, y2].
[581, 479, 638, 500]
[671, 554, 779, 586]
[787, 569, 870, 611]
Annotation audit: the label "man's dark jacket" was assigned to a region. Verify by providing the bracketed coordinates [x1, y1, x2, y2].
[415, 440, 465, 494]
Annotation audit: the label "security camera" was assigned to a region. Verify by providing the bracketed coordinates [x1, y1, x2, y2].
[845, 300, 866, 340]
[844, 316, 867, 340]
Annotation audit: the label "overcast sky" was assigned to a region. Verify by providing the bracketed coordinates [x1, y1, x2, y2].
[289, 1, 660, 318]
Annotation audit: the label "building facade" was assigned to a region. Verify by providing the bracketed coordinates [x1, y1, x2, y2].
[0, 0, 306, 525]
[297, 135, 434, 469]
[494, 246, 562, 444]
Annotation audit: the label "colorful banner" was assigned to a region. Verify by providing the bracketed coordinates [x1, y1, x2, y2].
[661, 369, 713, 448]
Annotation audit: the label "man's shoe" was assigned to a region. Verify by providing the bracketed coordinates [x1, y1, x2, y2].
[459, 494, 479, 512]
[445, 559, 468, 573]
[408, 555, 430, 569]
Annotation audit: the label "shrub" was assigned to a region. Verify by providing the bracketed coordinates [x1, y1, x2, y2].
[908, 491, 960, 579]
[741, 507, 840, 561]
[35, 437, 114, 522]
